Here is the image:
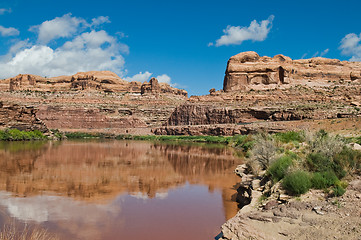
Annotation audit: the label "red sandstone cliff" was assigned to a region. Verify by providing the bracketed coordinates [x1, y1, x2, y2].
[6, 71, 187, 97]
[223, 51, 361, 92]
[153, 52, 361, 135]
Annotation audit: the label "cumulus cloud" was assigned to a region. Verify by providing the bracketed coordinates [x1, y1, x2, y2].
[0, 14, 128, 79]
[156, 74, 171, 84]
[340, 33, 361, 61]
[91, 16, 110, 27]
[210, 15, 274, 47]
[0, 25, 20, 36]
[124, 71, 152, 82]
[29, 13, 85, 44]
[0, 8, 11, 15]
[124, 72, 174, 85]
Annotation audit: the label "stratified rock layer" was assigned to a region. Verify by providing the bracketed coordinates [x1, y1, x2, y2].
[223, 51, 361, 92]
[7, 71, 187, 97]
[1, 71, 188, 133]
[0, 101, 48, 132]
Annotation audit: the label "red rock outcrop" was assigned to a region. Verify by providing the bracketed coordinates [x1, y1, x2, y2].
[141, 77, 188, 97]
[224, 51, 361, 92]
[6, 71, 188, 97]
[151, 52, 361, 135]
[0, 101, 48, 132]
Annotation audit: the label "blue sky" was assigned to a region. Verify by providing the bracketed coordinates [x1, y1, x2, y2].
[0, 0, 360, 95]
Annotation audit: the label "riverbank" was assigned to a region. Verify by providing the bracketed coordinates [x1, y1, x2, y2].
[219, 176, 361, 240]
[218, 131, 361, 240]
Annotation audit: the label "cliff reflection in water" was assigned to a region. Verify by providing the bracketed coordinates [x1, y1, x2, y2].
[0, 140, 242, 239]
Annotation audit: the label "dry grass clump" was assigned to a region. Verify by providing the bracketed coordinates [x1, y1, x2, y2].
[0, 223, 58, 240]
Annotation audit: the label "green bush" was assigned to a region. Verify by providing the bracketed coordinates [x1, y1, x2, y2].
[282, 170, 312, 195]
[230, 135, 255, 152]
[267, 154, 295, 182]
[306, 152, 331, 172]
[334, 147, 361, 172]
[275, 131, 304, 143]
[353, 136, 361, 145]
[311, 171, 338, 189]
[0, 129, 46, 141]
[332, 185, 346, 196]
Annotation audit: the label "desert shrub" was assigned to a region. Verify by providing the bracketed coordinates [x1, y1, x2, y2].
[332, 185, 346, 196]
[311, 171, 338, 189]
[334, 147, 361, 172]
[231, 135, 254, 152]
[306, 130, 345, 159]
[274, 131, 305, 143]
[282, 170, 312, 195]
[354, 136, 361, 145]
[249, 133, 277, 169]
[267, 154, 295, 182]
[306, 152, 331, 172]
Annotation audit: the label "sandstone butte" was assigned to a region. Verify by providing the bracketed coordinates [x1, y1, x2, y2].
[0, 51, 360, 135]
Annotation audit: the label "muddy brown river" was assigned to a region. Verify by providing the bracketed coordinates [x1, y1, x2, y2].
[0, 140, 242, 240]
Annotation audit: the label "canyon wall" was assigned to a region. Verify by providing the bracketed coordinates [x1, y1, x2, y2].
[7, 71, 187, 97]
[0, 71, 188, 133]
[1, 52, 361, 135]
[153, 52, 361, 135]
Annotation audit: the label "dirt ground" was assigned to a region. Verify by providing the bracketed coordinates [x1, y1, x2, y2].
[220, 176, 361, 240]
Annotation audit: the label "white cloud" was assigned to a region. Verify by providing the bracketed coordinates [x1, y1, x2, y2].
[0, 8, 11, 15]
[0, 14, 128, 79]
[124, 72, 175, 86]
[0, 25, 20, 36]
[340, 33, 361, 61]
[91, 16, 110, 27]
[210, 15, 274, 47]
[30, 13, 85, 44]
[156, 74, 171, 84]
[124, 71, 152, 82]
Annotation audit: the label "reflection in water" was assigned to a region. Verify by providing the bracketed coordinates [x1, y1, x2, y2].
[0, 140, 243, 240]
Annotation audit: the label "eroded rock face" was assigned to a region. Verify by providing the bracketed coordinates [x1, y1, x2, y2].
[9, 74, 43, 91]
[7, 71, 188, 97]
[141, 77, 188, 97]
[0, 101, 48, 132]
[165, 103, 343, 126]
[224, 51, 361, 92]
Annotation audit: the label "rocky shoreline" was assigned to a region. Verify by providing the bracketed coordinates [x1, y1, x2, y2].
[218, 164, 361, 240]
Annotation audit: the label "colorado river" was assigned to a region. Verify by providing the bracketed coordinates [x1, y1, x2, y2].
[0, 140, 242, 240]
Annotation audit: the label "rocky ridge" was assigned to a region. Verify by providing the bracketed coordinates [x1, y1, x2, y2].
[153, 52, 361, 136]
[1, 52, 361, 135]
[4, 71, 187, 96]
[0, 101, 48, 132]
[0, 71, 188, 134]
[223, 51, 361, 92]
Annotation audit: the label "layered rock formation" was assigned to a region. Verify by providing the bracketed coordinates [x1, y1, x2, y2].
[7, 71, 187, 97]
[151, 52, 361, 136]
[0, 101, 48, 132]
[0, 71, 188, 133]
[223, 51, 361, 92]
[141, 77, 187, 96]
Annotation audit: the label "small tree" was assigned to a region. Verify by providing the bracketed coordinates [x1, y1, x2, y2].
[249, 132, 277, 170]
